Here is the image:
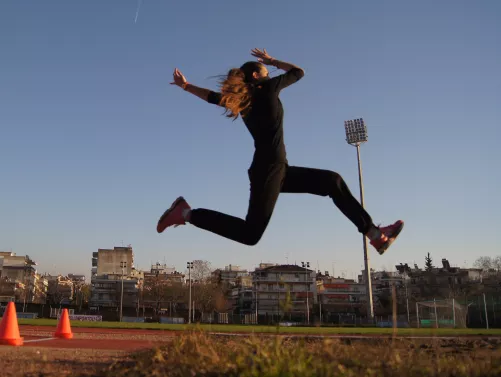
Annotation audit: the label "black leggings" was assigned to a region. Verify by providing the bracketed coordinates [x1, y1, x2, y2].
[189, 163, 374, 246]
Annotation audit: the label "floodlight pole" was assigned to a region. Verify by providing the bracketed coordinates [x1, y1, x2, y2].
[187, 261, 193, 324]
[119, 261, 127, 322]
[356, 144, 374, 322]
[344, 118, 374, 323]
[301, 261, 310, 325]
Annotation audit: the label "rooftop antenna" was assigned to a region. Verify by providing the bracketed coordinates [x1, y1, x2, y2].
[285, 252, 289, 264]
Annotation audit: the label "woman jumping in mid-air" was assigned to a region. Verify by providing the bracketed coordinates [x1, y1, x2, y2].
[157, 48, 404, 254]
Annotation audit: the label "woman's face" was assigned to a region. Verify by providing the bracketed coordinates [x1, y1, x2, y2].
[253, 64, 269, 81]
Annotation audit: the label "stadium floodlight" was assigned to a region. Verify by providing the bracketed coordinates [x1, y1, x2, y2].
[344, 117, 374, 322]
[344, 118, 368, 145]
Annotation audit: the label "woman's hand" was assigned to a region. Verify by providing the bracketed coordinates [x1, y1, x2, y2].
[170, 68, 188, 88]
[251, 48, 275, 65]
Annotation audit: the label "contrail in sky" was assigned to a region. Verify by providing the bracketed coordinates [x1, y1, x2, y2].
[134, 0, 143, 23]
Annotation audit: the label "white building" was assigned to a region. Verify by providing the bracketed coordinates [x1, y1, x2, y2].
[252, 263, 317, 319]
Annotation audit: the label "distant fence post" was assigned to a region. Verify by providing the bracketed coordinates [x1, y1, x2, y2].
[453, 298, 456, 328]
[416, 302, 419, 328]
[433, 298, 438, 328]
[483, 293, 489, 329]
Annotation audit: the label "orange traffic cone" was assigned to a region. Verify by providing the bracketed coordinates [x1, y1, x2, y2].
[54, 309, 73, 339]
[0, 301, 23, 346]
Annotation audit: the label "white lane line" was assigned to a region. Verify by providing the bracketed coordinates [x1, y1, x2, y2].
[207, 332, 501, 340]
[23, 337, 56, 343]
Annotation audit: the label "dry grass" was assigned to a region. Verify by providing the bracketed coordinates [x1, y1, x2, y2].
[2, 333, 501, 376]
[0, 347, 127, 377]
[96, 332, 501, 377]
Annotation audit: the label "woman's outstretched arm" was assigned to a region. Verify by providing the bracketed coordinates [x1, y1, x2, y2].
[251, 48, 305, 75]
[170, 68, 221, 104]
[250, 49, 304, 92]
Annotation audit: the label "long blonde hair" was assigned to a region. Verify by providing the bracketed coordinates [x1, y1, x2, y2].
[217, 62, 264, 120]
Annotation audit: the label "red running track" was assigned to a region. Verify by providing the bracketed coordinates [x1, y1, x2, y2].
[20, 325, 179, 336]
[14, 326, 176, 350]
[20, 336, 166, 351]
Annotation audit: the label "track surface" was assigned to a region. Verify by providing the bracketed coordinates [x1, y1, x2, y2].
[21, 336, 163, 350]
[20, 325, 179, 336]
[1, 326, 176, 351]
[6, 325, 500, 351]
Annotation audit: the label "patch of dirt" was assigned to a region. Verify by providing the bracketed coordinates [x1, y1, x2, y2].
[0, 347, 128, 377]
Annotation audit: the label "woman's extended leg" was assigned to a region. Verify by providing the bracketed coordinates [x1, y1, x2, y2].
[281, 165, 404, 254]
[156, 163, 287, 246]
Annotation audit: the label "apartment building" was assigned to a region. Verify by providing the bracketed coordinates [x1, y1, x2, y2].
[227, 275, 253, 314]
[90, 246, 140, 309]
[252, 263, 317, 318]
[316, 272, 367, 318]
[0, 252, 38, 303]
[213, 265, 249, 287]
[145, 263, 184, 284]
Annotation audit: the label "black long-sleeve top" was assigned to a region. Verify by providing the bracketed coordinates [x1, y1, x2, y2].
[208, 68, 304, 168]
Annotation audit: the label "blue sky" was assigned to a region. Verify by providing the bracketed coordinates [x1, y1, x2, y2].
[1, 0, 499, 279]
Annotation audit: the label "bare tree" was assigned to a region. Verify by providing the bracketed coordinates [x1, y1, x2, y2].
[0, 277, 14, 300]
[493, 256, 501, 272]
[191, 260, 213, 282]
[47, 280, 64, 305]
[473, 256, 493, 271]
[213, 288, 228, 313]
[81, 283, 91, 302]
[143, 275, 168, 313]
[279, 279, 293, 322]
[195, 282, 225, 315]
[188, 260, 227, 319]
[164, 282, 186, 315]
[79, 283, 91, 307]
[143, 275, 188, 316]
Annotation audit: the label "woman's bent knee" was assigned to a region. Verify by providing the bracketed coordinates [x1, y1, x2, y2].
[241, 227, 265, 246]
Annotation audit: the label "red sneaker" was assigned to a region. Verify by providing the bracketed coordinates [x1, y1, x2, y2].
[156, 196, 191, 233]
[369, 220, 404, 255]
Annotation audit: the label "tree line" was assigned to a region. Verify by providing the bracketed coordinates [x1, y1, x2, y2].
[423, 253, 501, 272]
[140, 259, 228, 317]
